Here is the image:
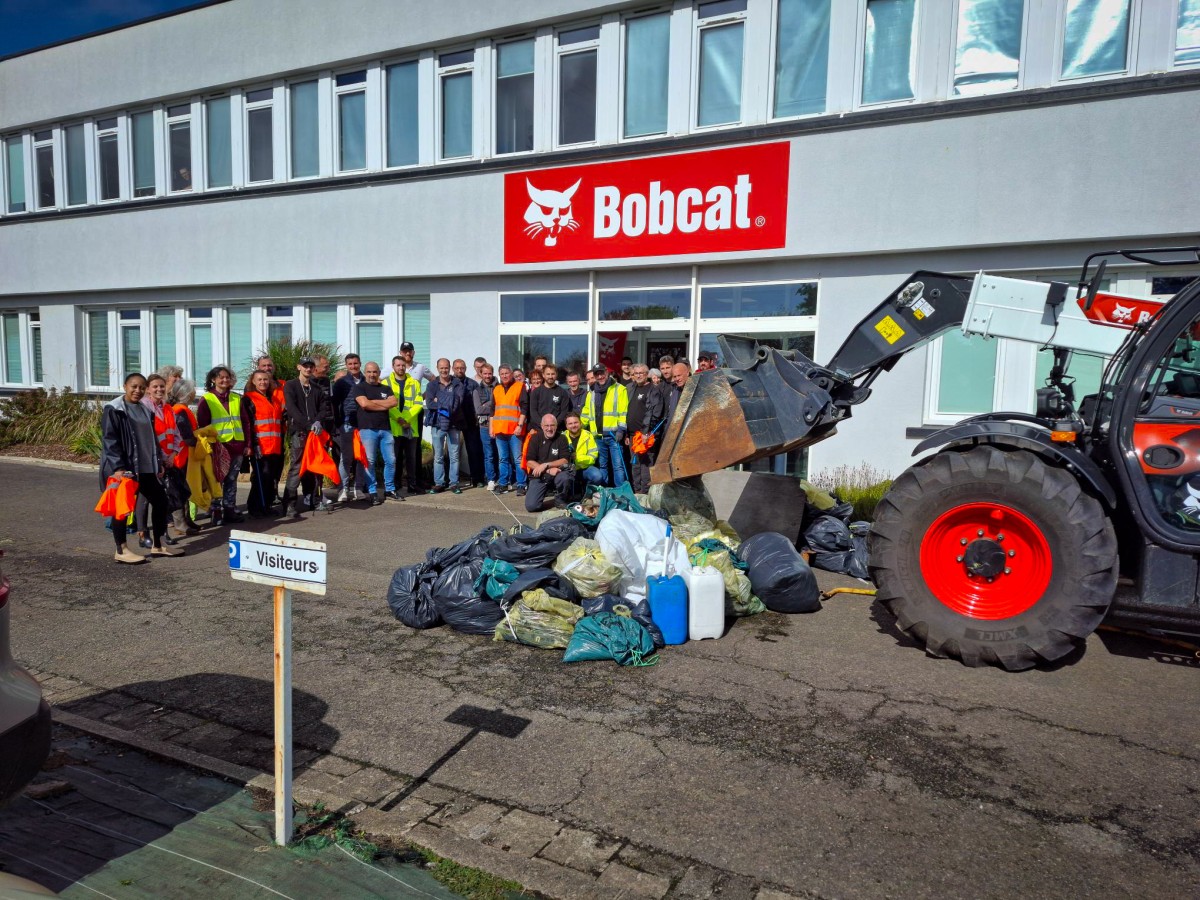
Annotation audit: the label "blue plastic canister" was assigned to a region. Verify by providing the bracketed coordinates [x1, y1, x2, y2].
[647, 574, 689, 645]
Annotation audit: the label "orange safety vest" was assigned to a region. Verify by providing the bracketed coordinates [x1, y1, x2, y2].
[150, 402, 183, 461]
[95, 475, 138, 520]
[172, 404, 198, 469]
[492, 382, 525, 436]
[247, 390, 284, 455]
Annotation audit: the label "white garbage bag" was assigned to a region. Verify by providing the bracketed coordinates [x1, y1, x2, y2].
[595, 510, 691, 605]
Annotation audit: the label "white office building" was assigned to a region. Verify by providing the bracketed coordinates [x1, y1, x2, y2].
[1, 0, 1198, 477]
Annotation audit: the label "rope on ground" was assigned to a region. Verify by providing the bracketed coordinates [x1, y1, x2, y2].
[27, 798, 298, 900]
[488, 484, 525, 528]
[333, 841, 444, 898]
[0, 846, 118, 899]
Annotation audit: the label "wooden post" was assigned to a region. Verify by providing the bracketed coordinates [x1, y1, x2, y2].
[273, 585, 293, 846]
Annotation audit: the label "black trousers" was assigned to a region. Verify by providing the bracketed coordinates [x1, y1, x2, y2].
[281, 433, 320, 506]
[337, 427, 366, 492]
[395, 435, 421, 491]
[631, 445, 658, 495]
[249, 453, 284, 514]
[462, 422, 485, 486]
[115, 473, 167, 548]
[524, 468, 573, 513]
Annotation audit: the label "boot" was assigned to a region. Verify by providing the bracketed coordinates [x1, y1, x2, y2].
[114, 546, 145, 564]
[151, 545, 185, 557]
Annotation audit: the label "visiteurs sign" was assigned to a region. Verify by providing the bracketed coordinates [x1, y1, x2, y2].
[504, 143, 790, 264]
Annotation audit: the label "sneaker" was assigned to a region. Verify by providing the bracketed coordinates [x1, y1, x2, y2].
[151, 545, 185, 557]
[515, 486, 526, 497]
[487, 480, 497, 491]
[428, 485, 446, 494]
[337, 487, 349, 503]
[407, 487, 422, 496]
[114, 548, 145, 564]
[370, 495, 383, 507]
[348, 487, 359, 501]
[386, 490, 405, 502]
[313, 499, 333, 512]
[452, 484, 463, 495]
[137, 534, 152, 549]
[224, 510, 245, 523]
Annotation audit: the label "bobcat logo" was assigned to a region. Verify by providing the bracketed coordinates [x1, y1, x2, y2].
[524, 179, 581, 247]
[1111, 302, 1133, 323]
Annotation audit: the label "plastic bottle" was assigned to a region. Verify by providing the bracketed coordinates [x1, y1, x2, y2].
[647, 527, 688, 645]
[687, 563, 725, 640]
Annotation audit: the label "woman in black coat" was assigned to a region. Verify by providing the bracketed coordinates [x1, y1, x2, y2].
[100, 373, 184, 564]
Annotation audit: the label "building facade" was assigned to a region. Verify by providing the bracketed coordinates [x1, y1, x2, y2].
[1, 0, 1198, 478]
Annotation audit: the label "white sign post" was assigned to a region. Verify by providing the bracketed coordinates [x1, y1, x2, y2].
[229, 530, 327, 846]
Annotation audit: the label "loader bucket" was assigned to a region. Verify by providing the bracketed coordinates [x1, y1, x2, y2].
[650, 336, 841, 484]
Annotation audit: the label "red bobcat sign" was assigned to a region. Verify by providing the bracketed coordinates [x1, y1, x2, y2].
[504, 143, 790, 264]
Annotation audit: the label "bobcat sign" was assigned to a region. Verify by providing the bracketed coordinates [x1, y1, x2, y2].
[504, 143, 790, 264]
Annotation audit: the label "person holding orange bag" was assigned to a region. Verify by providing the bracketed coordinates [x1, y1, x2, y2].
[280, 356, 334, 516]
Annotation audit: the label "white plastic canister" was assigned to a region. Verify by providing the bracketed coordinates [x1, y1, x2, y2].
[687, 565, 725, 640]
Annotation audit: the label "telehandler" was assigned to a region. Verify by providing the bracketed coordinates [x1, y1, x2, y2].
[652, 248, 1200, 670]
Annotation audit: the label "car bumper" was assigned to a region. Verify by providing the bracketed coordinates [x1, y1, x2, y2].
[0, 699, 52, 808]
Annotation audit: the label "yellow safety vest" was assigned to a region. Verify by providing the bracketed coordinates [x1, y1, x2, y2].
[384, 372, 422, 437]
[581, 382, 628, 434]
[203, 392, 244, 443]
[568, 430, 598, 469]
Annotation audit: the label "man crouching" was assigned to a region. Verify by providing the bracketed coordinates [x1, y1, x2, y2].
[523, 414, 572, 513]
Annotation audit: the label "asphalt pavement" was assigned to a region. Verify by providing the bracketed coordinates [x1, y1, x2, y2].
[2, 458, 1198, 898]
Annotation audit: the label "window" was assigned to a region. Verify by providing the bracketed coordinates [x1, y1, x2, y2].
[862, 0, 918, 104]
[189, 308, 213, 375]
[558, 26, 599, 145]
[290, 80, 320, 178]
[501, 293, 589, 322]
[206, 96, 232, 188]
[96, 117, 120, 201]
[1, 314, 21, 383]
[154, 309, 177, 367]
[353, 303, 384, 365]
[401, 302, 431, 369]
[501, 335, 588, 373]
[953, 0, 1024, 96]
[386, 62, 419, 167]
[336, 70, 367, 172]
[227, 307, 252, 380]
[439, 50, 474, 160]
[496, 39, 535, 154]
[87, 310, 111, 387]
[64, 124, 87, 206]
[624, 13, 670, 138]
[699, 331, 815, 366]
[600, 288, 691, 321]
[119, 309, 142, 375]
[1060, 0, 1130, 79]
[29, 314, 42, 384]
[309, 305, 338, 344]
[166, 103, 192, 192]
[5, 137, 25, 212]
[130, 111, 155, 197]
[773, 0, 831, 117]
[1180, 0, 1200, 65]
[266, 305, 293, 343]
[700, 282, 818, 318]
[245, 87, 274, 183]
[33, 130, 55, 209]
[696, 0, 746, 127]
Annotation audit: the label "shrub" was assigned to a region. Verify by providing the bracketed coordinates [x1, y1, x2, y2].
[253, 337, 343, 383]
[0, 389, 107, 455]
[811, 462, 893, 522]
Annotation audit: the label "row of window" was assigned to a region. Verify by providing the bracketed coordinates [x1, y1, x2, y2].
[3, 0, 1197, 215]
[499, 282, 817, 323]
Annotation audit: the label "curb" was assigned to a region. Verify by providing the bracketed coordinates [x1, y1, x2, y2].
[0, 455, 98, 472]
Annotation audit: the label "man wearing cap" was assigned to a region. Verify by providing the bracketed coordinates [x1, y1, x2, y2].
[696, 351, 718, 372]
[581, 363, 629, 488]
[281, 356, 334, 515]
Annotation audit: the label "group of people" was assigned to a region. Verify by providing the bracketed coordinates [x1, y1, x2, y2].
[99, 341, 717, 561]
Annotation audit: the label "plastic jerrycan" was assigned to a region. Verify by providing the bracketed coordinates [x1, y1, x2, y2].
[687, 562, 725, 641]
[647, 527, 688, 645]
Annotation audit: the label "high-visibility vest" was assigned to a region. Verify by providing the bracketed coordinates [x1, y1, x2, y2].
[203, 392, 244, 443]
[492, 382, 525, 436]
[173, 404, 197, 469]
[150, 402, 183, 461]
[383, 372, 422, 437]
[567, 429, 598, 469]
[581, 382, 628, 434]
[247, 390, 284, 455]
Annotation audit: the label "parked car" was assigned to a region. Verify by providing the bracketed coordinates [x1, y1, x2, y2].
[0, 549, 51, 807]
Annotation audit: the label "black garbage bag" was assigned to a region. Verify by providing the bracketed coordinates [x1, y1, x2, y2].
[489, 529, 578, 571]
[427, 525, 505, 570]
[386, 563, 442, 629]
[739, 532, 821, 614]
[501, 568, 580, 606]
[433, 557, 505, 635]
[536, 517, 591, 543]
[581, 593, 665, 649]
[804, 515, 852, 552]
[811, 522, 871, 580]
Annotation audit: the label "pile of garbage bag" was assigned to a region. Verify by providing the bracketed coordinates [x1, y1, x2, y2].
[801, 503, 870, 580]
[385, 476, 826, 665]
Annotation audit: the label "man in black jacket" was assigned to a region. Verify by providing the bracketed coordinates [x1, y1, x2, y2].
[331, 353, 366, 502]
[530, 362, 570, 427]
[454, 358, 485, 489]
[281, 357, 335, 515]
[625, 363, 666, 494]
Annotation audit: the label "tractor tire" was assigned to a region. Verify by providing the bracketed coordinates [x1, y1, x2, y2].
[870, 446, 1118, 671]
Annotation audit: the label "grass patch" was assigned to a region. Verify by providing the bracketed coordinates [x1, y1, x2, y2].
[811, 462, 893, 522]
[416, 848, 526, 900]
[0, 389, 107, 458]
[295, 801, 379, 862]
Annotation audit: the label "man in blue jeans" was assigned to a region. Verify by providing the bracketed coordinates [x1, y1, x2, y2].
[581, 364, 629, 488]
[490, 364, 529, 495]
[352, 361, 401, 506]
[424, 357, 467, 494]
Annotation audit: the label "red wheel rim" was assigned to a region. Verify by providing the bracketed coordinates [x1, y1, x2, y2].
[919, 502, 1052, 620]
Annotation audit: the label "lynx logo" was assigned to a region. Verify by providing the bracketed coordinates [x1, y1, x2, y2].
[1111, 302, 1133, 323]
[504, 143, 789, 263]
[523, 179, 580, 247]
